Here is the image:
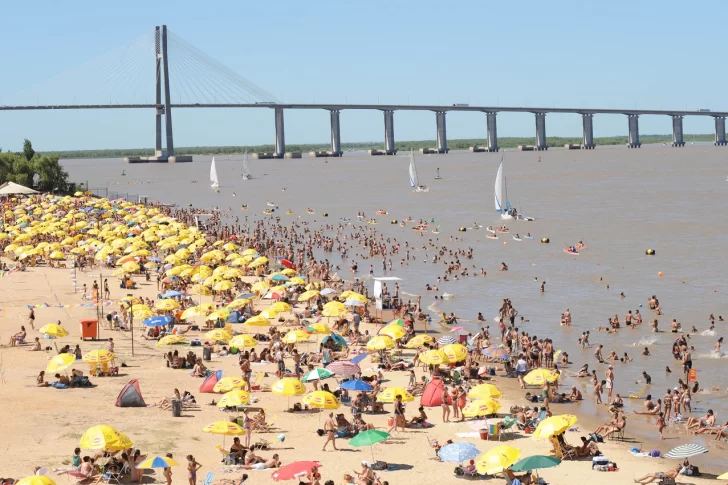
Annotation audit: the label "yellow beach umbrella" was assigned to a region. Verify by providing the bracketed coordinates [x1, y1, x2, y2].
[306, 322, 331, 335]
[121, 261, 140, 273]
[82, 349, 115, 363]
[441, 343, 468, 363]
[322, 306, 347, 317]
[204, 329, 232, 341]
[16, 476, 56, 485]
[79, 424, 134, 451]
[155, 299, 180, 311]
[523, 368, 558, 385]
[475, 445, 520, 475]
[379, 324, 406, 340]
[248, 256, 269, 268]
[156, 335, 186, 347]
[230, 334, 258, 348]
[48, 250, 66, 260]
[297, 290, 319, 301]
[462, 398, 501, 418]
[245, 315, 270, 327]
[468, 383, 502, 400]
[39, 323, 69, 337]
[213, 376, 245, 393]
[180, 306, 202, 320]
[207, 308, 231, 321]
[366, 335, 394, 351]
[376, 388, 415, 403]
[251, 281, 270, 293]
[213, 280, 235, 292]
[323, 301, 346, 311]
[289, 277, 305, 285]
[260, 309, 279, 319]
[532, 415, 578, 440]
[241, 248, 258, 256]
[282, 329, 310, 344]
[271, 378, 306, 397]
[217, 389, 251, 408]
[270, 302, 292, 312]
[202, 421, 246, 436]
[303, 390, 340, 409]
[46, 353, 75, 373]
[225, 298, 251, 310]
[405, 334, 435, 348]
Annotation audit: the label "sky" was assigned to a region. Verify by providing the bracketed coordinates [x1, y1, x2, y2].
[0, 0, 725, 152]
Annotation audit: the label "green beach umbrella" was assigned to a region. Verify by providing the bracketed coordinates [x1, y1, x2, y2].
[302, 367, 334, 382]
[349, 429, 390, 462]
[510, 455, 561, 475]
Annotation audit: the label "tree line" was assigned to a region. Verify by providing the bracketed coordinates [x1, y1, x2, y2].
[0, 139, 77, 193]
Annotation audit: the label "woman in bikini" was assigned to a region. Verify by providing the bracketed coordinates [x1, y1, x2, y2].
[187, 455, 202, 485]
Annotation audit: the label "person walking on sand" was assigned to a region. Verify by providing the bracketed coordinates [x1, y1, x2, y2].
[441, 386, 451, 422]
[186, 455, 201, 485]
[322, 412, 338, 451]
[28, 308, 35, 330]
[606, 365, 615, 403]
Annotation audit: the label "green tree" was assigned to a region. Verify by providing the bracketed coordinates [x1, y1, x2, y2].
[23, 138, 35, 161]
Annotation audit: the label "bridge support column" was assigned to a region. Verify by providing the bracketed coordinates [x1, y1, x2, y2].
[161, 25, 174, 158]
[581, 114, 595, 149]
[715, 117, 727, 145]
[486, 112, 499, 152]
[274, 107, 286, 158]
[154, 26, 163, 157]
[535, 113, 548, 150]
[435, 111, 448, 153]
[384, 110, 396, 155]
[627, 114, 641, 148]
[671, 116, 685, 147]
[329, 110, 343, 156]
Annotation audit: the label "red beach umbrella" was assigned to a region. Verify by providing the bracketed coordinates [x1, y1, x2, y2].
[271, 461, 322, 481]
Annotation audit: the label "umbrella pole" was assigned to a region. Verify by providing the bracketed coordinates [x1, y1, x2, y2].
[370, 445, 375, 464]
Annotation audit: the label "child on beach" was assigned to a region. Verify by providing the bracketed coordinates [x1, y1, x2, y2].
[595, 380, 605, 404]
[657, 412, 666, 440]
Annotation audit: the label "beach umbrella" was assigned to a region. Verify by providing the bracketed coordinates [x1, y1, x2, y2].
[306, 322, 332, 335]
[322, 306, 347, 317]
[366, 335, 394, 351]
[82, 349, 115, 364]
[205, 329, 232, 342]
[303, 391, 340, 409]
[271, 461, 322, 482]
[532, 415, 578, 440]
[325, 361, 360, 377]
[476, 445, 521, 475]
[271, 273, 289, 282]
[46, 353, 75, 373]
[349, 429, 390, 462]
[143, 315, 173, 327]
[321, 333, 348, 348]
[39, 323, 69, 337]
[717, 472, 728, 480]
[213, 377, 246, 393]
[156, 335, 186, 347]
[260, 308, 280, 319]
[405, 334, 435, 348]
[298, 290, 319, 301]
[270, 302, 292, 312]
[217, 389, 251, 408]
[16, 476, 56, 485]
[437, 335, 457, 345]
[376, 388, 414, 403]
[48, 251, 66, 260]
[282, 329, 310, 344]
[245, 314, 270, 327]
[468, 384, 503, 400]
[323, 301, 346, 311]
[289, 277, 306, 285]
[251, 281, 270, 293]
[225, 298, 251, 310]
[80, 425, 133, 451]
[135, 456, 180, 469]
[207, 309, 232, 321]
[483, 347, 511, 360]
[438, 442, 481, 463]
[441, 343, 468, 362]
[154, 299, 180, 311]
[302, 368, 334, 382]
[202, 421, 246, 436]
[462, 398, 501, 418]
[339, 380, 373, 392]
[419, 349, 450, 365]
[230, 334, 258, 348]
[320, 288, 336, 296]
[379, 324, 406, 339]
[523, 368, 558, 385]
[510, 455, 561, 473]
[121, 261, 140, 273]
[213, 280, 235, 291]
[160, 290, 182, 298]
[343, 299, 365, 308]
[665, 444, 708, 459]
[271, 378, 306, 397]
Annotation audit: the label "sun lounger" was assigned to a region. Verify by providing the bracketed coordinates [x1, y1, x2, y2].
[200, 472, 214, 485]
[250, 372, 266, 391]
[254, 414, 277, 432]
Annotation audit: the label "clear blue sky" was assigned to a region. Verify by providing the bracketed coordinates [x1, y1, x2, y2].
[0, 0, 724, 151]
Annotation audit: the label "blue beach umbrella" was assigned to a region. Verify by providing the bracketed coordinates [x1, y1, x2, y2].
[438, 442, 481, 463]
[271, 274, 289, 282]
[161, 290, 182, 298]
[143, 315, 173, 327]
[339, 380, 373, 392]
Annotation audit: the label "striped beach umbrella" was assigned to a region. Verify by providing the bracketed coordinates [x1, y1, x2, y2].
[665, 444, 708, 459]
[437, 335, 457, 345]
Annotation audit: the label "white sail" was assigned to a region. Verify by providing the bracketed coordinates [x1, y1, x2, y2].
[242, 151, 251, 179]
[408, 150, 419, 188]
[494, 160, 504, 212]
[210, 158, 220, 188]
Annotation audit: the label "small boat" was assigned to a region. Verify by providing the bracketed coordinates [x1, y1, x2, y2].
[472, 223, 482, 229]
[306, 209, 315, 215]
[409, 150, 429, 192]
[495, 155, 534, 221]
[523, 235, 534, 240]
[564, 248, 580, 255]
[486, 226, 496, 234]
[405, 217, 415, 222]
[210, 157, 220, 188]
[432, 225, 441, 234]
[267, 202, 276, 207]
[496, 227, 510, 233]
[487, 233, 498, 240]
[434, 168, 442, 180]
[376, 210, 388, 215]
[263, 209, 272, 215]
[512, 235, 522, 242]
[286, 210, 294, 215]
[367, 219, 377, 225]
[242, 150, 252, 180]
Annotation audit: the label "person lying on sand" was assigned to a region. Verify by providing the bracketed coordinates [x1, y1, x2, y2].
[633, 464, 681, 484]
[687, 409, 715, 430]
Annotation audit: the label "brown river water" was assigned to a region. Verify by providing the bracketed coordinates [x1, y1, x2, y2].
[62, 144, 728, 449]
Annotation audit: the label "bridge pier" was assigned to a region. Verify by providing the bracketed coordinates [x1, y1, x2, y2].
[435, 111, 448, 153]
[535, 113, 548, 150]
[581, 114, 595, 149]
[715, 116, 727, 145]
[329, 110, 343, 156]
[486, 112, 499, 152]
[384, 110, 396, 155]
[627, 114, 641, 148]
[154, 26, 163, 157]
[671, 115, 685, 147]
[274, 107, 286, 158]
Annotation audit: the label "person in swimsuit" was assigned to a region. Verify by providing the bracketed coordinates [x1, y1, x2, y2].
[186, 455, 201, 485]
[322, 412, 338, 451]
[441, 387, 451, 422]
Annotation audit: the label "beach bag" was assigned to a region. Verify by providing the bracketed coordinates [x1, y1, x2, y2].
[592, 456, 609, 470]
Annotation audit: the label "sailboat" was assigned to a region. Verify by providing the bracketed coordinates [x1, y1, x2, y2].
[210, 157, 220, 188]
[408, 150, 429, 192]
[494, 156, 534, 221]
[242, 150, 252, 180]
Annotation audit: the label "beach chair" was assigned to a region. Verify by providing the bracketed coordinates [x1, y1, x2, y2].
[200, 472, 214, 485]
[101, 465, 123, 485]
[629, 386, 647, 399]
[608, 423, 626, 441]
[549, 437, 576, 461]
[255, 414, 277, 432]
[250, 372, 265, 391]
[499, 416, 518, 440]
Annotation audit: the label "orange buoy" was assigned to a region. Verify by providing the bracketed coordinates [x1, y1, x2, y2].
[658, 272, 663, 277]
